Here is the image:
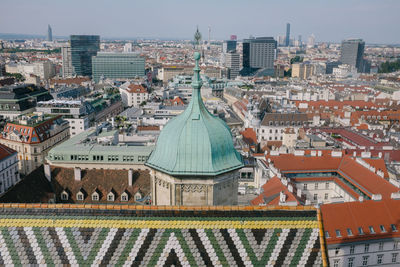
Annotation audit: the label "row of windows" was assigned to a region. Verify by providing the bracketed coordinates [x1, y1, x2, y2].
[328, 224, 397, 238]
[67, 154, 148, 162]
[303, 182, 330, 190]
[334, 252, 398, 267]
[61, 191, 141, 202]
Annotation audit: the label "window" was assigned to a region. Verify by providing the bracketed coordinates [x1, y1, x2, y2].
[121, 192, 128, 202]
[379, 242, 384, 251]
[303, 184, 307, 190]
[92, 192, 99, 201]
[392, 253, 398, 263]
[364, 244, 369, 253]
[76, 192, 84, 201]
[377, 254, 383, 264]
[335, 248, 340, 255]
[380, 225, 386, 233]
[324, 193, 328, 200]
[347, 228, 353, 236]
[314, 194, 318, 200]
[394, 241, 399, 250]
[362, 256, 369, 266]
[348, 257, 354, 267]
[135, 192, 142, 201]
[107, 192, 115, 202]
[391, 224, 397, 232]
[333, 259, 340, 267]
[350, 245, 355, 254]
[369, 226, 375, 234]
[325, 182, 329, 189]
[315, 183, 318, 190]
[325, 231, 330, 238]
[358, 227, 364, 235]
[61, 191, 68, 201]
[335, 230, 341, 237]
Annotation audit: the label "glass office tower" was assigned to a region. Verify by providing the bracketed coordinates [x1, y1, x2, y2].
[92, 52, 145, 83]
[70, 35, 100, 76]
[340, 39, 365, 72]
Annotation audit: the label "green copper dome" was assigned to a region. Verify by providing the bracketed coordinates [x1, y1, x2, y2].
[145, 52, 243, 176]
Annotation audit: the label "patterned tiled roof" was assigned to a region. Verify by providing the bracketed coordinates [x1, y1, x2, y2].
[0, 204, 325, 266]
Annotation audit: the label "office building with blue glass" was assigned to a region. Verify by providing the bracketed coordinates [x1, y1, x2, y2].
[92, 52, 145, 83]
[70, 35, 100, 77]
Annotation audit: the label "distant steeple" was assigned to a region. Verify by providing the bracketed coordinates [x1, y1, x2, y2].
[194, 26, 202, 50]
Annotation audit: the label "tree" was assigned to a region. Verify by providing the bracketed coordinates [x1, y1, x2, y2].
[378, 59, 400, 73]
[284, 69, 292, 77]
[290, 56, 303, 65]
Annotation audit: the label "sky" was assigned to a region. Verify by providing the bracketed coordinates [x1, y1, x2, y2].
[1, 0, 399, 44]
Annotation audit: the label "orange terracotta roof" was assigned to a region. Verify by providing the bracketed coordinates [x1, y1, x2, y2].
[338, 157, 397, 199]
[127, 84, 147, 94]
[321, 199, 400, 245]
[267, 153, 341, 172]
[240, 128, 257, 145]
[251, 177, 300, 205]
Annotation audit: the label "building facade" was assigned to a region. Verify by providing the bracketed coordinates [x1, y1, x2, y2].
[92, 52, 145, 83]
[0, 115, 69, 175]
[47, 24, 52, 42]
[61, 45, 74, 78]
[340, 39, 365, 73]
[0, 144, 19, 195]
[70, 35, 100, 76]
[119, 84, 149, 107]
[225, 52, 240, 79]
[242, 37, 277, 76]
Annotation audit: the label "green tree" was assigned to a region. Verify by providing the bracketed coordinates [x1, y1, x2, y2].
[290, 56, 303, 65]
[378, 59, 400, 73]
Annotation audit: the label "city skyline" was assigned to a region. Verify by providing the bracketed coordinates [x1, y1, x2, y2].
[0, 0, 399, 44]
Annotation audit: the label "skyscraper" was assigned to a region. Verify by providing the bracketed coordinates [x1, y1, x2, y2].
[47, 25, 52, 42]
[225, 52, 240, 79]
[70, 35, 100, 77]
[241, 37, 277, 76]
[285, 23, 290, 47]
[222, 40, 237, 53]
[61, 45, 73, 78]
[340, 39, 365, 72]
[92, 52, 145, 83]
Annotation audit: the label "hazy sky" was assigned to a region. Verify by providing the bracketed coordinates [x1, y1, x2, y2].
[1, 0, 399, 43]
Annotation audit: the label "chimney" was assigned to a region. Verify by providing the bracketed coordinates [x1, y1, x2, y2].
[279, 191, 286, 203]
[44, 164, 51, 182]
[372, 194, 382, 201]
[391, 192, 400, 200]
[128, 169, 133, 186]
[74, 167, 81, 181]
[288, 184, 293, 193]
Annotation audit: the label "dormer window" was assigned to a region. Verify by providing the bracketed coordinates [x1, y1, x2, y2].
[121, 192, 129, 202]
[380, 225, 386, 233]
[77, 191, 84, 201]
[92, 191, 99, 201]
[369, 226, 375, 234]
[134, 192, 142, 201]
[107, 192, 115, 202]
[391, 224, 397, 232]
[325, 231, 330, 238]
[61, 191, 69, 201]
[347, 228, 353, 236]
[335, 230, 341, 237]
[358, 227, 364, 235]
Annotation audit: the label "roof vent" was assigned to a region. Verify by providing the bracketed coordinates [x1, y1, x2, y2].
[372, 194, 382, 201]
[391, 192, 400, 200]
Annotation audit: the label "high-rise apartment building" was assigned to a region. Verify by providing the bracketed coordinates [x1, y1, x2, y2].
[47, 25, 52, 42]
[222, 40, 237, 53]
[70, 35, 100, 76]
[225, 52, 240, 79]
[61, 45, 73, 78]
[340, 39, 365, 72]
[285, 23, 290, 46]
[92, 52, 145, 83]
[242, 37, 277, 76]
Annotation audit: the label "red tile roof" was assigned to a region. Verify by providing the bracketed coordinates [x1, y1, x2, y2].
[240, 128, 257, 145]
[127, 84, 147, 94]
[251, 177, 300, 205]
[0, 144, 17, 161]
[321, 199, 400, 245]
